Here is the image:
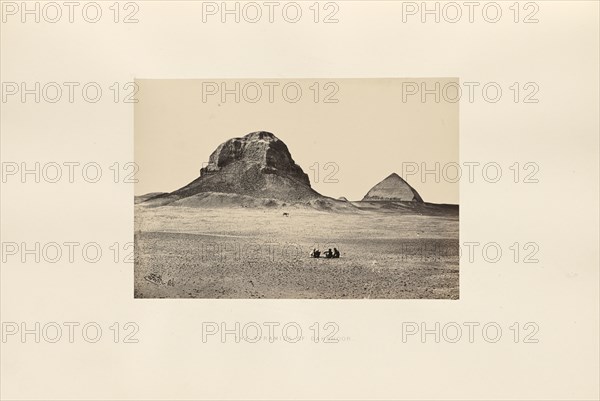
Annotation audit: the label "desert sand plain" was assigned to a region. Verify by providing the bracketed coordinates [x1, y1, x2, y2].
[134, 203, 459, 299]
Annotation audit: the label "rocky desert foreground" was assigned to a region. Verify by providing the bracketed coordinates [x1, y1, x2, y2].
[134, 205, 459, 299]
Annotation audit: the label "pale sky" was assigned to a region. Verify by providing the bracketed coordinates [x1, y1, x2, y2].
[135, 79, 458, 204]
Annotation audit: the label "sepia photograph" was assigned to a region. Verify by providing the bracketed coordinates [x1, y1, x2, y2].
[134, 79, 459, 299]
[2, 1, 599, 399]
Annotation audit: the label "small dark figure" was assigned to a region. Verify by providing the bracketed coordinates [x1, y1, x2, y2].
[310, 248, 317, 258]
[333, 248, 340, 258]
[324, 248, 333, 258]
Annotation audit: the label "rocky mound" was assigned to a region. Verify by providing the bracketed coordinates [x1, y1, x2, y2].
[362, 173, 423, 202]
[150, 131, 323, 204]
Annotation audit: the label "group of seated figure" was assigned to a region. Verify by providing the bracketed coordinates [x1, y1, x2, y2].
[310, 248, 340, 258]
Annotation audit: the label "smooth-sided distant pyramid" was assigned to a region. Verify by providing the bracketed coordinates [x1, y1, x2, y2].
[167, 131, 322, 203]
[362, 173, 423, 202]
